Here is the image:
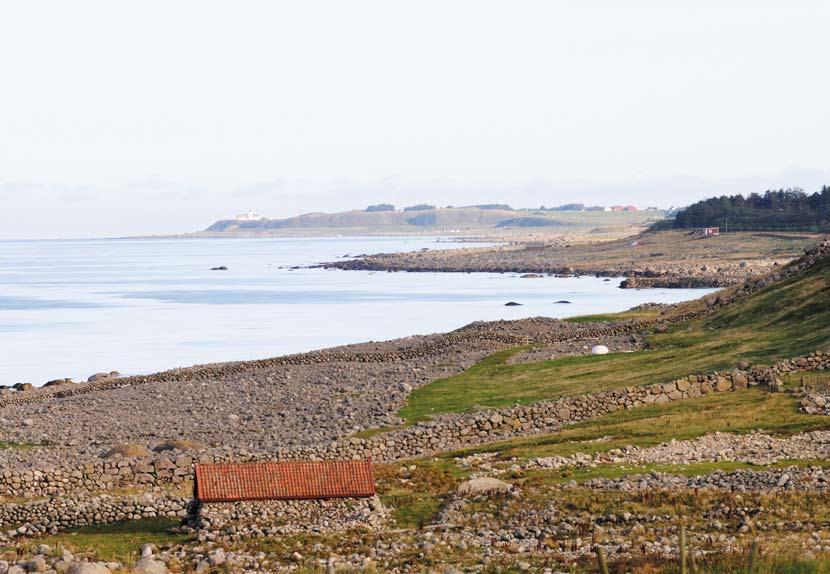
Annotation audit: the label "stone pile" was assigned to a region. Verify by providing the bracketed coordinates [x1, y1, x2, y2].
[801, 393, 830, 415]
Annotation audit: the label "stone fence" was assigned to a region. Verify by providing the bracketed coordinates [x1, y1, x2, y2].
[0, 492, 188, 542]
[0, 493, 388, 543]
[2, 350, 827, 503]
[190, 496, 387, 543]
[0, 349, 826, 538]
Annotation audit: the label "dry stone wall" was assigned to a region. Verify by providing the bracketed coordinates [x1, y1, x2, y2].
[0, 492, 188, 542]
[2, 350, 826, 503]
[0, 350, 825, 537]
[189, 496, 388, 542]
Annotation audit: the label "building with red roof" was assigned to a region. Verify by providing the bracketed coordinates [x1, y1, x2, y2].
[194, 460, 376, 503]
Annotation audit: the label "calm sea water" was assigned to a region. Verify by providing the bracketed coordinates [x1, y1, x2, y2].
[0, 237, 716, 386]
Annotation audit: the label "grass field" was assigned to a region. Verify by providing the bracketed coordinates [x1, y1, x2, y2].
[399, 253, 830, 423]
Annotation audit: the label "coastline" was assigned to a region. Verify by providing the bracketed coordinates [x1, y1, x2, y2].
[320, 229, 819, 289]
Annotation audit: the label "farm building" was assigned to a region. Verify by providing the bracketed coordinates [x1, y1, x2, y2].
[696, 227, 720, 237]
[193, 460, 376, 502]
[188, 460, 385, 536]
[523, 241, 548, 251]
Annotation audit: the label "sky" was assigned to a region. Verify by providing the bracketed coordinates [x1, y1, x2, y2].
[1, 0, 829, 238]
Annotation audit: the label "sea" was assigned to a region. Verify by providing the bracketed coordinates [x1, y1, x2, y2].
[0, 236, 717, 386]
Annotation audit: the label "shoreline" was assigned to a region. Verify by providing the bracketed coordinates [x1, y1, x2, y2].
[321, 258, 750, 289]
[319, 229, 820, 289]
[2, 280, 707, 391]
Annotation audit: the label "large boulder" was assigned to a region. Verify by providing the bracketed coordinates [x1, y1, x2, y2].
[23, 556, 48, 572]
[132, 558, 168, 574]
[101, 443, 151, 459]
[457, 477, 513, 497]
[591, 345, 610, 355]
[44, 378, 74, 388]
[153, 438, 205, 452]
[67, 564, 111, 574]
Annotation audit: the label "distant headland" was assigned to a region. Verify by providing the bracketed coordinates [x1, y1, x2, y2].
[191, 203, 668, 238]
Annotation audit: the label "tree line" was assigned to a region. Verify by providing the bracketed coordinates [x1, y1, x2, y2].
[674, 187, 830, 232]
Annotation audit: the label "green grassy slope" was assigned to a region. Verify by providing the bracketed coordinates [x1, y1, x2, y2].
[399, 254, 830, 423]
[454, 387, 830, 461]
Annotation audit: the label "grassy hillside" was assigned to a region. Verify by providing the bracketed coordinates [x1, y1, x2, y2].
[454, 387, 830, 462]
[399, 253, 830, 423]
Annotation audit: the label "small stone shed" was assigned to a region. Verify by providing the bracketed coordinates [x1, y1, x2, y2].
[189, 460, 381, 534]
[194, 460, 376, 502]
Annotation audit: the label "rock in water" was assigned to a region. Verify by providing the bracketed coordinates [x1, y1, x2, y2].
[504, 302, 522, 306]
[210, 266, 229, 271]
[554, 300, 572, 304]
[591, 345, 610, 355]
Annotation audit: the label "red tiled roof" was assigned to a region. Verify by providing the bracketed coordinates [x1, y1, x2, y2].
[194, 460, 376, 503]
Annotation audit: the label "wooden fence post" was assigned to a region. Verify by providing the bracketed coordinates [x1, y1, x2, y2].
[594, 545, 609, 574]
[680, 525, 688, 574]
[748, 539, 760, 573]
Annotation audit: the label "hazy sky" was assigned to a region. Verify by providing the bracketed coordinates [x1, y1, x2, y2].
[1, 1, 829, 238]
